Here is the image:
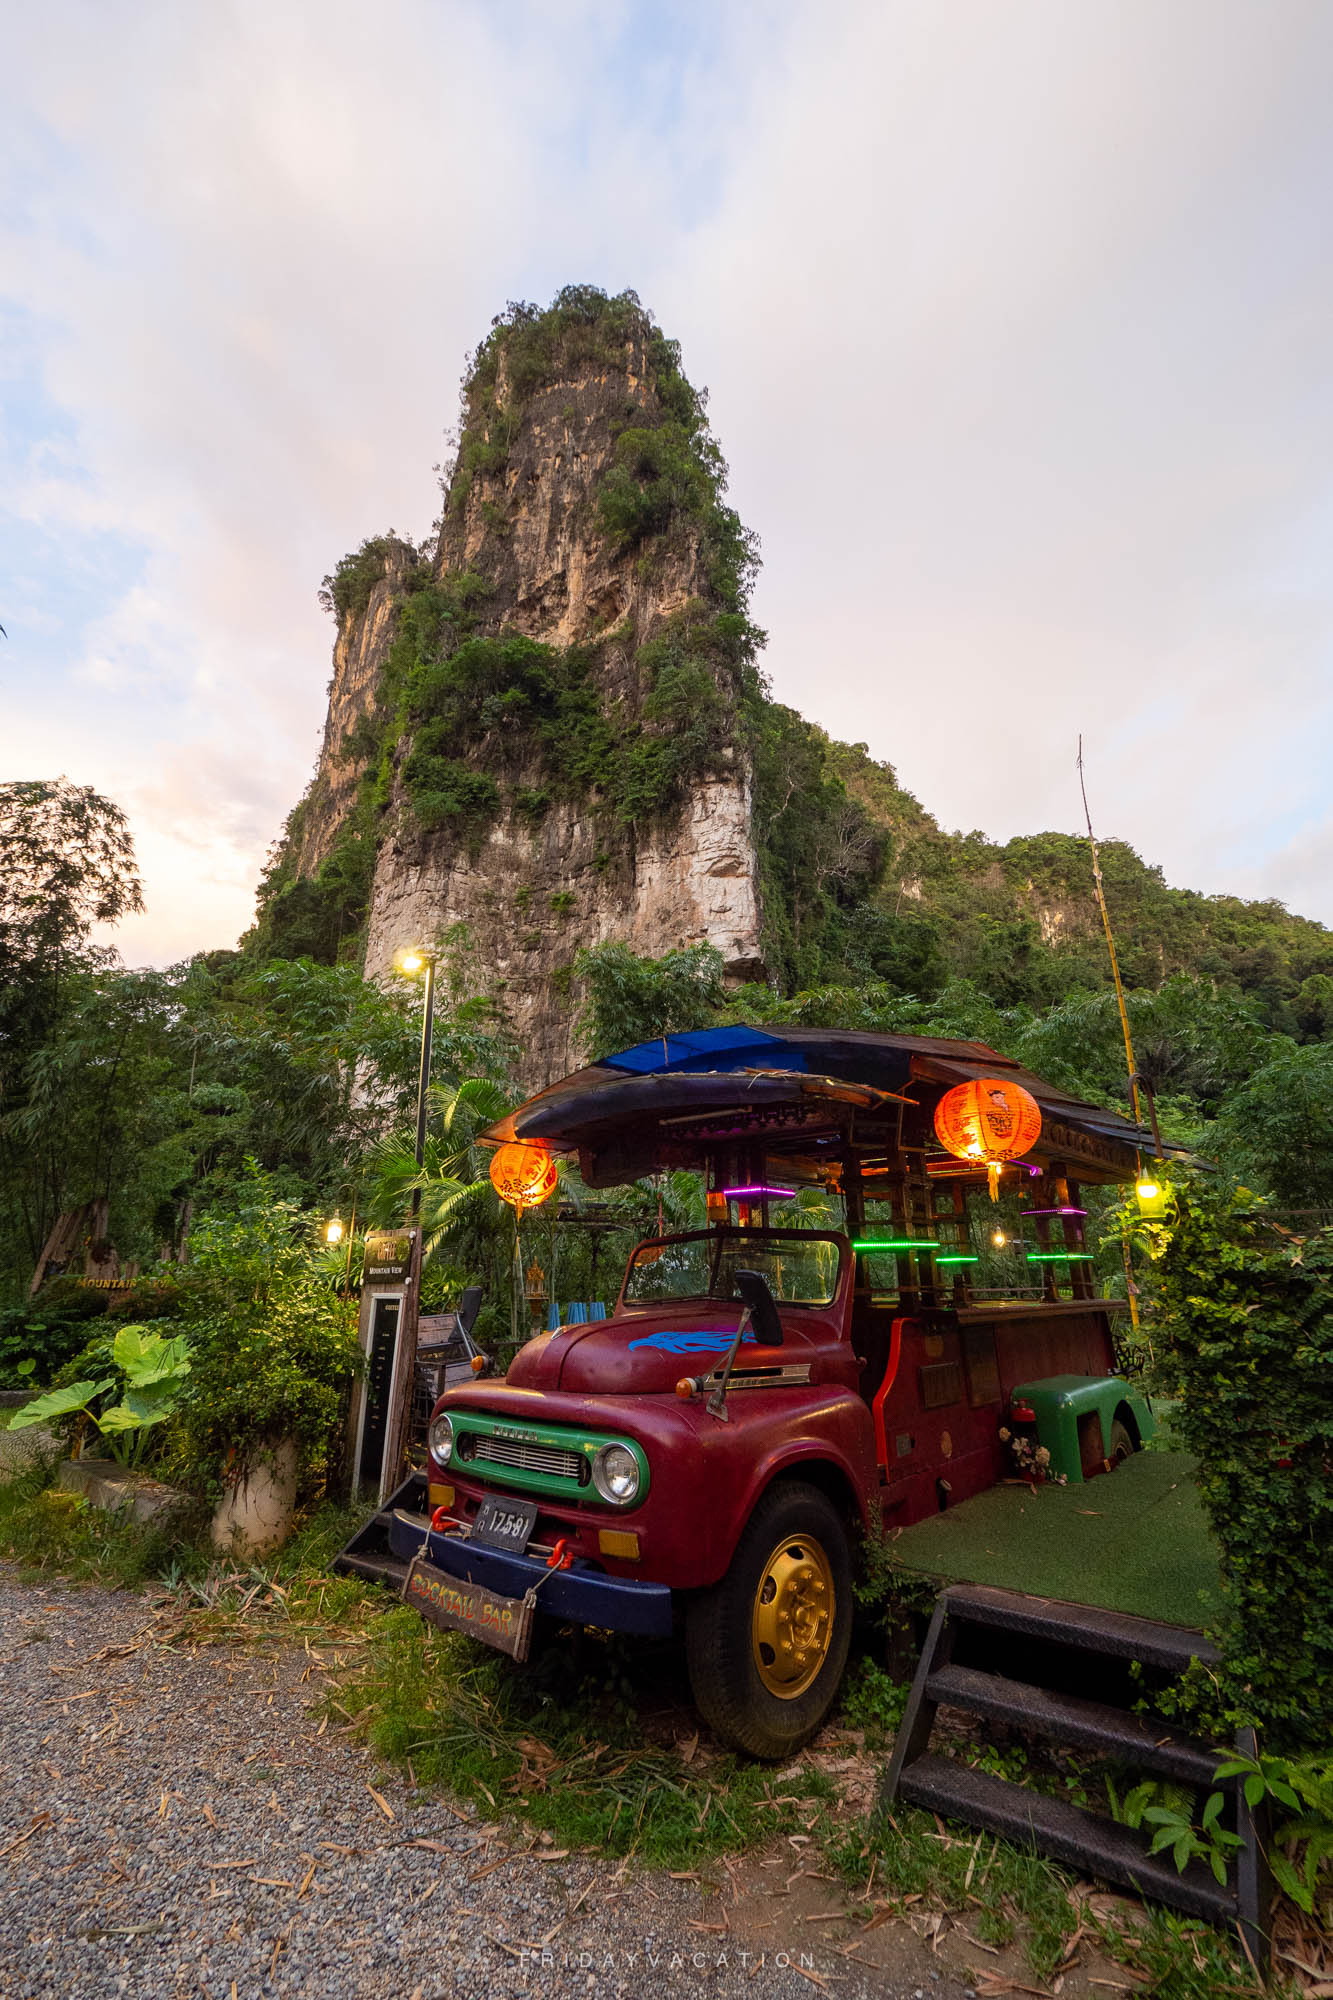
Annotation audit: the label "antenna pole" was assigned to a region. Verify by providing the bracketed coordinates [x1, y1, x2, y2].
[1077, 737, 1144, 1133]
[1078, 737, 1145, 1331]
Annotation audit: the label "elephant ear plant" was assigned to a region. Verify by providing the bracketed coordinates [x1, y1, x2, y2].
[7, 1324, 192, 1469]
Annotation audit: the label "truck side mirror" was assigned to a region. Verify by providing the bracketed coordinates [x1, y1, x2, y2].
[458, 1286, 483, 1340]
[734, 1269, 783, 1347]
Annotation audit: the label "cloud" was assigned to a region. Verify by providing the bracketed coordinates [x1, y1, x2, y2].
[3, 0, 1332, 968]
[656, 0, 1333, 911]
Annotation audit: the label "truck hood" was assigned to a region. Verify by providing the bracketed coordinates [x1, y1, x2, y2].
[505, 1307, 820, 1395]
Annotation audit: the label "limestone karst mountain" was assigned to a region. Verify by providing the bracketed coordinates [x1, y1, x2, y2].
[261, 288, 769, 1080]
[253, 287, 1333, 1082]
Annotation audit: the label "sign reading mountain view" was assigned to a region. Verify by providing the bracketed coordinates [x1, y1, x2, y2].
[363, 1230, 415, 1285]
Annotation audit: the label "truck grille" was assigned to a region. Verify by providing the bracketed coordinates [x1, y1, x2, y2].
[468, 1435, 588, 1484]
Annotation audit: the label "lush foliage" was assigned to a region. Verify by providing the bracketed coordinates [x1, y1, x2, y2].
[316, 533, 421, 623]
[0, 930, 514, 1309]
[0, 1281, 116, 1390]
[8, 1322, 191, 1468]
[1211, 1746, 1333, 1919]
[1127, 1170, 1333, 1747]
[573, 941, 728, 1059]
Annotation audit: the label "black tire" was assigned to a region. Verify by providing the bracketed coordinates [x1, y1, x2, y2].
[1107, 1417, 1136, 1466]
[685, 1480, 853, 1760]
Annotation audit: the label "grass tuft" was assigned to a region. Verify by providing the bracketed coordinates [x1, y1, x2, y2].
[334, 1607, 830, 1870]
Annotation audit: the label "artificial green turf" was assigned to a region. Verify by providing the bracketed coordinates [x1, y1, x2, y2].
[890, 1449, 1221, 1628]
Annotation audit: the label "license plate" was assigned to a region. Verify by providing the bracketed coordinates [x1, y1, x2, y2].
[471, 1494, 539, 1553]
[402, 1557, 534, 1660]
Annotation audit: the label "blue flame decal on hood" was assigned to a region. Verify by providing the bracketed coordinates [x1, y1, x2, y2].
[627, 1327, 755, 1357]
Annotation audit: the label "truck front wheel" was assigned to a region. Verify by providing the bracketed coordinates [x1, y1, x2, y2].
[685, 1481, 853, 1760]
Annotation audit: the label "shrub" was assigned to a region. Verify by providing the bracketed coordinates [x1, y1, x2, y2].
[166, 1280, 359, 1491]
[0, 1281, 114, 1389]
[317, 536, 406, 623]
[400, 747, 501, 844]
[1128, 1170, 1333, 1747]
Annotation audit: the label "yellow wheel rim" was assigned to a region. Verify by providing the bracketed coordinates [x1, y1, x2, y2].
[751, 1532, 835, 1699]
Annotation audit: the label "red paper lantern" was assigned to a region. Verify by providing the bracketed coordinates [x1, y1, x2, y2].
[933, 1078, 1042, 1201]
[488, 1141, 558, 1216]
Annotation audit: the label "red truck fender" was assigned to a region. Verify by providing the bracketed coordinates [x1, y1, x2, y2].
[722, 1397, 879, 1555]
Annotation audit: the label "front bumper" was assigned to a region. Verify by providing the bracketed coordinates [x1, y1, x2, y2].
[388, 1512, 674, 1639]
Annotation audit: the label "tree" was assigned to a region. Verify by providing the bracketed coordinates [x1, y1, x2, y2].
[573, 942, 727, 1060]
[1214, 1041, 1333, 1209]
[0, 778, 142, 963]
[0, 782, 146, 1286]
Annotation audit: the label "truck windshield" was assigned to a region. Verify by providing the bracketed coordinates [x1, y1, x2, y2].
[623, 1230, 842, 1308]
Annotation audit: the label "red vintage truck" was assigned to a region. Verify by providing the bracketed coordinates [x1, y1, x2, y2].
[387, 1026, 1158, 1757]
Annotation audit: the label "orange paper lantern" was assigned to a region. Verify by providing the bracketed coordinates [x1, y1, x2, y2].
[488, 1141, 558, 1216]
[933, 1078, 1042, 1201]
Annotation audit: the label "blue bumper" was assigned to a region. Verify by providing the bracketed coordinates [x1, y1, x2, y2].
[388, 1513, 674, 1639]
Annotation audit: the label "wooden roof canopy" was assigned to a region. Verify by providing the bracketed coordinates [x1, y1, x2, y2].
[481, 1027, 1172, 1191]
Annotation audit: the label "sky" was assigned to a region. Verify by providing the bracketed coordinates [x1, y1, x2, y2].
[4, 0, 1332, 965]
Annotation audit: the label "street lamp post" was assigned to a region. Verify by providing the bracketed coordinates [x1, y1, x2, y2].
[383, 948, 436, 1492]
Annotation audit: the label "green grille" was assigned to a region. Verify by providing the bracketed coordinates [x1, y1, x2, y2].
[447, 1410, 649, 1503]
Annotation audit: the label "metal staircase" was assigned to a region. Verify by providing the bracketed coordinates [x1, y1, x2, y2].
[882, 1584, 1269, 1969]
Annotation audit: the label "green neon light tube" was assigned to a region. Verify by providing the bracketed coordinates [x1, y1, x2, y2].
[852, 1238, 937, 1253]
[1026, 1251, 1094, 1262]
[936, 1254, 979, 1265]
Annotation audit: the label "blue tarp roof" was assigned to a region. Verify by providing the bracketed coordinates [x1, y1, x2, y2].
[599, 1026, 808, 1075]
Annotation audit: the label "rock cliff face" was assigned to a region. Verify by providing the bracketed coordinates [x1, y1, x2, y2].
[285, 292, 764, 1082]
[291, 542, 415, 881]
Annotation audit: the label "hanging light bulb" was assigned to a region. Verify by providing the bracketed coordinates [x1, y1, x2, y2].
[992, 1228, 1007, 1248]
[325, 1217, 344, 1245]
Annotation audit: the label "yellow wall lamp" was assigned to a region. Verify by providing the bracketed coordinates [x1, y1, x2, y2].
[1135, 1175, 1174, 1220]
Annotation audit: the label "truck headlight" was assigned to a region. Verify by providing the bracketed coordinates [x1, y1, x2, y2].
[428, 1413, 454, 1466]
[592, 1442, 640, 1506]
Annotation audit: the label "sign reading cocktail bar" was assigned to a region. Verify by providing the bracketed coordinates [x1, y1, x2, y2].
[363, 1228, 416, 1285]
[402, 1555, 534, 1660]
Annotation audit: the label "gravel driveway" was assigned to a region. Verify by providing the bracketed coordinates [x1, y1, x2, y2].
[0, 1575, 976, 2000]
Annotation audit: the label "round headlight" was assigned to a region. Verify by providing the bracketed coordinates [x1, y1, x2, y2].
[592, 1442, 641, 1507]
[428, 1413, 454, 1466]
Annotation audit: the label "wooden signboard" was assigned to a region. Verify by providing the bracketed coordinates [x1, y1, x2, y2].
[363, 1229, 416, 1285]
[402, 1555, 534, 1661]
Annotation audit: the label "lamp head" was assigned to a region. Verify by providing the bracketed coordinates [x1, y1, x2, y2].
[992, 1228, 1006, 1248]
[398, 948, 425, 976]
[325, 1217, 344, 1246]
[1136, 1179, 1160, 1202]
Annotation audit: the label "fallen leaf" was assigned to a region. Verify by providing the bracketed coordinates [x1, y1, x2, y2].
[366, 1784, 395, 1822]
[470, 1853, 521, 1884]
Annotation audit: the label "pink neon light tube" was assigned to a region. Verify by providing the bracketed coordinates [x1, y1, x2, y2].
[722, 1185, 797, 1199]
